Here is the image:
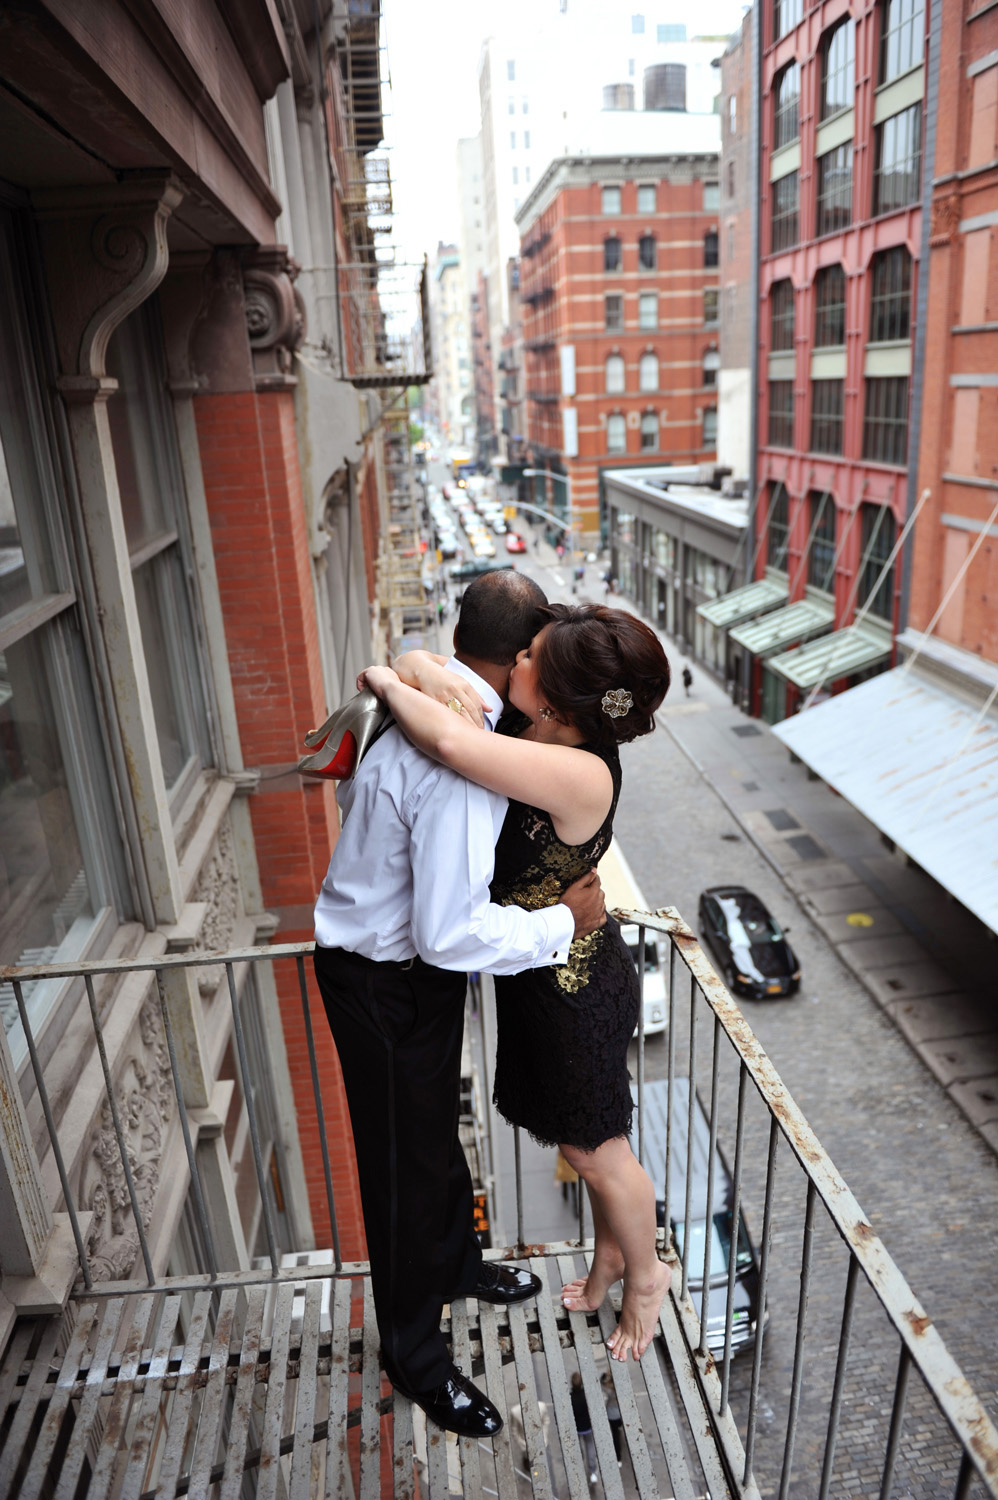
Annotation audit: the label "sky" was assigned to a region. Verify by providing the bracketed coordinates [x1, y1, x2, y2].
[380, 0, 749, 267]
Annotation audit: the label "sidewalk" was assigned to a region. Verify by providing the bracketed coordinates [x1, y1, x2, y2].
[652, 655, 998, 1158]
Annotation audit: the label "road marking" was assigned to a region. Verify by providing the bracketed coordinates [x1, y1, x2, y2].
[846, 912, 875, 927]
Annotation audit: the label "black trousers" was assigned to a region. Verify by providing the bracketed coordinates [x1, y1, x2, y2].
[313, 944, 482, 1391]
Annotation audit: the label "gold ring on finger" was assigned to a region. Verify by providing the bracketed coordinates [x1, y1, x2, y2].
[446, 697, 464, 714]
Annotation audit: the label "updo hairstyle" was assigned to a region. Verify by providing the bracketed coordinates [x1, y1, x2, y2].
[532, 603, 671, 746]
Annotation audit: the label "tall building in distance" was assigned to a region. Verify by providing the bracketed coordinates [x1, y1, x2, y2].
[515, 112, 721, 549]
[718, 10, 755, 484]
[428, 242, 472, 448]
[456, 135, 488, 312]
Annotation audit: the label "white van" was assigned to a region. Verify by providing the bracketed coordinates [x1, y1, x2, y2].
[598, 839, 668, 1037]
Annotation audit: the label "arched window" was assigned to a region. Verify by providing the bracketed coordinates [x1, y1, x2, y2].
[767, 483, 790, 569]
[605, 354, 626, 394]
[858, 504, 897, 618]
[821, 19, 854, 119]
[607, 413, 627, 453]
[869, 246, 912, 343]
[774, 62, 800, 149]
[640, 411, 659, 449]
[639, 234, 657, 270]
[814, 265, 846, 346]
[770, 279, 795, 350]
[704, 230, 719, 267]
[604, 236, 622, 272]
[639, 352, 659, 392]
[703, 350, 720, 387]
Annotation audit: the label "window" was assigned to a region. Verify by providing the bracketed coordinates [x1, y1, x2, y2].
[727, 160, 736, 197]
[658, 22, 686, 42]
[639, 352, 659, 392]
[858, 504, 897, 618]
[769, 381, 795, 447]
[512, 166, 519, 185]
[507, 59, 516, 81]
[524, 130, 531, 149]
[704, 182, 720, 210]
[729, 95, 737, 133]
[704, 230, 719, 267]
[767, 483, 790, 568]
[638, 292, 657, 329]
[704, 288, 719, 325]
[771, 172, 799, 251]
[510, 132, 516, 149]
[774, 62, 801, 149]
[869, 247, 912, 342]
[774, 0, 803, 38]
[639, 235, 656, 270]
[821, 20, 855, 118]
[641, 411, 659, 449]
[880, 0, 924, 84]
[602, 186, 622, 215]
[607, 413, 627, 453]
[525, 166, 531, 184]
[814, 265, 846, 346]
[874, 104, 922, 215]
[606, 354, 626, 393]
[605, 294, 624, 330]
[523, 99, 529, 113]
[703, 350, 720, 387]
[632, 12, 645, 32]
[770, 279, 795, 350]
[637, 184, 657, 213]
[508, 98, 515, 115]
[863, 376, 909, 464]
[816, 145, 853, 236]
[604, 236, 622, 271]
[808, 492, 837, 590]
[810, 379, 845, 454]
[702, 407, 718, 447]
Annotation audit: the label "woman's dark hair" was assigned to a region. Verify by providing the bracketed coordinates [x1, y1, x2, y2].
[533, 603, 670, 746]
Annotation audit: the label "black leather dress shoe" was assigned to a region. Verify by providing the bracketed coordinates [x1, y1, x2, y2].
[394, 1364, 503, 1438]
[469, 1261, 542, 1304]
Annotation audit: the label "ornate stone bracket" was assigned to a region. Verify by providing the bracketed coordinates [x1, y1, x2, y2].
[243, 246, 306, 391]
[32, 173, 184, 392]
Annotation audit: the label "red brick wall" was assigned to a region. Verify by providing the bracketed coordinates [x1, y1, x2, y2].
[195, 387, 366, 1261]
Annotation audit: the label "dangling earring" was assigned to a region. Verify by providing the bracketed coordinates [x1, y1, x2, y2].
[539, 706, 555, 722]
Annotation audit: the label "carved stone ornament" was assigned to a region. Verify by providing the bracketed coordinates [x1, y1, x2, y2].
[930, 194, 961, 247]
[242, 247, 306, 390]
[81, 988, 175, 1283]
[192, 816, 242, 997]
[32, 174, 184, 395]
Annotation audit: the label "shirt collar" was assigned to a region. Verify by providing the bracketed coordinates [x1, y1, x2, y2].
[445, 657, 504, 728]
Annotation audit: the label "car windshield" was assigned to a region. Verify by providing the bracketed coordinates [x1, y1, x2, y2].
[673, 1212, 755, 1281]
[719, 895, 782, 947]
[626, 938, 659, 972]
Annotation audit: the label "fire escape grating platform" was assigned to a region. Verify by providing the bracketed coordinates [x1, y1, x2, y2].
[0, 1252, 721, 1500]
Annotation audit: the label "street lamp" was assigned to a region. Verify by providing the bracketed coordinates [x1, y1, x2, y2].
[522, 467, 575, 568]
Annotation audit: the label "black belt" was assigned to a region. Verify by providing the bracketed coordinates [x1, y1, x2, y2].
[320, 945, 425, 972]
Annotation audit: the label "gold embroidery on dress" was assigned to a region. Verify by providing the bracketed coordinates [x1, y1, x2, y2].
[554, 929, 601, 993]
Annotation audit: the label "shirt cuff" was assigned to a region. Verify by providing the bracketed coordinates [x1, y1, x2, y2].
[547, 903, 577, 966]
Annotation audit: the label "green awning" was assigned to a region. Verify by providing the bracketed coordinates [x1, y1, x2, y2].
[697, 576, 788, 629]
[768, 623, 892, 687]
[729, 597, 835, 656]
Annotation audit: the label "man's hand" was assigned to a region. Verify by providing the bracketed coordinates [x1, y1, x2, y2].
[561, 868, 606, 939]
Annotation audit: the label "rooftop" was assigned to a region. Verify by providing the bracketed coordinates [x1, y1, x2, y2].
[605, 466, 749, 533]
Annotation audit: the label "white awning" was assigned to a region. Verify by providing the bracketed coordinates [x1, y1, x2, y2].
[768, 621, 892, 687]
[729, 597, 835, 656]
[697, 575, 787, 629]
[773, 668, 998, 934]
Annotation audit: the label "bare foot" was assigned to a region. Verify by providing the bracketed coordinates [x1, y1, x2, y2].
[605, 1260, 671, 1362]
[561, 1255, 625, 1313]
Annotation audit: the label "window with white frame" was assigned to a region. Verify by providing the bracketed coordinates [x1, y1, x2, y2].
[0, 205, 132, 1046]
[703, 350, 720, 387]
[507, 59, 516, 81]
[602, 186, 622, 215]
[702, 407, 718, 447]
[605, 354, 626, 393]
[638, 292, 657, 329]
[640, 411, 658, 449]
[639, 352, 659, 392]
[607, 413, 627, 452]
[637, 184, 656, 213]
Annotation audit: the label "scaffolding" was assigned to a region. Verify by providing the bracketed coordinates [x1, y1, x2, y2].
[378, 393, 432, 650]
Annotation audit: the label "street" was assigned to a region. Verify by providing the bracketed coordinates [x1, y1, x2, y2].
[424, 462, 998, 1497]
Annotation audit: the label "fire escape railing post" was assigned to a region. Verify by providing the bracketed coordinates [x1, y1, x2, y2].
[743, 1114, 780, 1488]
[224, 962, 279, 1274]
[295, 954, 342, 1272]
[779, 1178, 818, 1499]
[155, 968, 220, 1280]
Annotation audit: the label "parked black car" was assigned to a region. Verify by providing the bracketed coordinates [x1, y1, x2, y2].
[448, 559, 514, 581]
[698, 885, 801, 998]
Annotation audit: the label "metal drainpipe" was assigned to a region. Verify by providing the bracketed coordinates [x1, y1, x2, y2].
[742, 0, 762, 714]
[898, 0, 941, 637]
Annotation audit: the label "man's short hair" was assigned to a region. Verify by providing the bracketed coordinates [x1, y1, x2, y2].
[455, 570, 547, 666]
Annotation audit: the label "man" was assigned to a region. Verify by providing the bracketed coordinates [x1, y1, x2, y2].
[312, 570, 605, 1439]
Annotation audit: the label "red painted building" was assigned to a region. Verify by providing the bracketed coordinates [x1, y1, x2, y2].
[514, 121, 721, 546]
[745, 0, 930, 722]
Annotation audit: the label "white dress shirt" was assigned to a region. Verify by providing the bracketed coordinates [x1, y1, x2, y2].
[313, 660, 574, 971]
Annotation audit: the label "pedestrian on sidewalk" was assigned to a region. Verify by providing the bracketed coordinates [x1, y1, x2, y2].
[682, 664, 693, 697]
[570, 1372, 598, 1483]
[601, 1371, 623, 1465]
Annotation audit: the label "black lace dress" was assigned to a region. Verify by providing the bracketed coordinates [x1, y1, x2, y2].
[490, 740, 639, 1153]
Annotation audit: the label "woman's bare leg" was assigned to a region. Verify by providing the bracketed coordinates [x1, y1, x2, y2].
[560, 1137, 671, 1361]
[561, 1184, 625, 1312]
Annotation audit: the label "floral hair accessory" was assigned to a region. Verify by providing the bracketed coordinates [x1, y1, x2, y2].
[601, 688, 633, 719]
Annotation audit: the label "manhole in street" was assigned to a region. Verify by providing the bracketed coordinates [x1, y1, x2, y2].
[765, 808, 800, 831]
[732, 724, 762, 738]
[743, 781, 759, 792]
[787, 833, 826, 861]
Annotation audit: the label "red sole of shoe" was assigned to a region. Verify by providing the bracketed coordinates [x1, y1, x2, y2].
[311, 729, 357, 779]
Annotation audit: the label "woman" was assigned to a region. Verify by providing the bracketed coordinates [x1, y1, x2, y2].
[360, 603, 671, 1361]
